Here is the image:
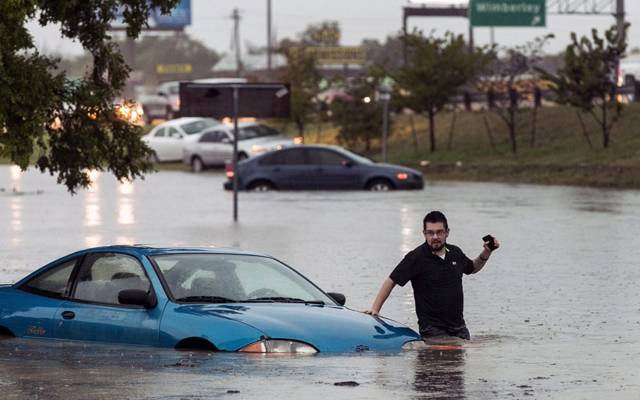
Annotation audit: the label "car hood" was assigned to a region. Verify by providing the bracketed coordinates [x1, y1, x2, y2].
[182, 303, 420, 352]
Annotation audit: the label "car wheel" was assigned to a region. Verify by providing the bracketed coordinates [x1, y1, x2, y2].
[238, 152, 248, 161]
[248, 180, 275, 192]
[191, 156, 204, 173]
[367, 179, 393, 191]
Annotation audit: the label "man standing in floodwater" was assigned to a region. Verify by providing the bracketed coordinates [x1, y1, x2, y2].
[365, 211, 499, 340]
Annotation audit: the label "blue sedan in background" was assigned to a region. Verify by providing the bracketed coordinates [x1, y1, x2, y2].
[0, 246, 420, 353]
[224, 144, 424, 191]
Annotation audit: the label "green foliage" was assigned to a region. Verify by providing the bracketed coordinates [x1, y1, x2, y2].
[539, 25, 627, 148]
[127, 35, 221, 84]
[484, 35, 553, 153]
[330, 75, 386, 152]
[393, 31, 491, 152]
[300, 21, 341, 46]
[59, 35, 221, 85]
[278, 21, 336, 137]
[0, 0, 179, 192]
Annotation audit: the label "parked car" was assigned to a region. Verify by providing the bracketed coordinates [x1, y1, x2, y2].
[0, 246, 421, 352]
[183, 122, 294, 172]
[224, 145, 424, 191]
[141, 117, 219, 162]
[137, 91, 171, 123]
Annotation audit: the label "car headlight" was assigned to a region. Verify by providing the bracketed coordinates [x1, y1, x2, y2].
[239, 339, 318, 354]
[396, 172, 409, 180]
[251, 144, 266, 153]
[402, 340, 427, 350]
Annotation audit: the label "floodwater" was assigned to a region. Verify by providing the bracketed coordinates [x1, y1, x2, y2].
[1, 165, 639, 399]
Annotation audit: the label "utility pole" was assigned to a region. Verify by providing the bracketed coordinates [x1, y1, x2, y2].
[232, 8, 242, 77]
[616, 0, 625, 44]
[267, 0, 272, 72]
[616, 0, 625, 85]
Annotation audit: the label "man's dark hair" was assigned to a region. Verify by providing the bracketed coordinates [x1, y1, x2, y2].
[423, 211, 448, 230]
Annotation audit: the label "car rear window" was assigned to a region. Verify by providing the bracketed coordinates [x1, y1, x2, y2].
[22, 258, 77, 298]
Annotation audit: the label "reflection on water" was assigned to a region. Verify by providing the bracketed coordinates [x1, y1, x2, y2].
[414, 349, 466, 399]
[84, 170, 101, 228]
[118, 180, 135, 225]
[9, 197, 22, 247]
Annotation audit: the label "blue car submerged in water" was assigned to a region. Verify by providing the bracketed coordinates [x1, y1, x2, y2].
[0, 246, 420, 353]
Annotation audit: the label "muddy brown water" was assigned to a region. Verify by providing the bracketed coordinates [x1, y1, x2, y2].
[1, 166, 639, 399]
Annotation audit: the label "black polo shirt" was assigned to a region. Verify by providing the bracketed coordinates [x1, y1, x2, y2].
[390, 242, 474, 331]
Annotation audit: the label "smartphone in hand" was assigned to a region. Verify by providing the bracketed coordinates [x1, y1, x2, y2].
[482, 234, 498, 251]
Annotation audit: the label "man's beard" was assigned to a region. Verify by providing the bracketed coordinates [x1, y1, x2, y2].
[429, 240, 445, 252]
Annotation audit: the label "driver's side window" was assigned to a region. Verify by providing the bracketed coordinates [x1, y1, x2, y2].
[72, 253, 150, 305]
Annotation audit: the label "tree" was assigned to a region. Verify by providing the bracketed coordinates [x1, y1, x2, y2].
[539, 25, 627, 148]
[330, 74, 386, 152]
[59, 34, 222, 85]
[0, 0, 179, 192]
[278, 47, 321, 137]
[482, 35, 552, 153]
[361, 36, 405, 73]
[278, 22, 337, 137]
[394, 31, 490, 152]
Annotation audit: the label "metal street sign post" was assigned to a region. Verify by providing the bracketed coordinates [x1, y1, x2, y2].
[470, 0, 546, 27]
[179, 82, 290, 222]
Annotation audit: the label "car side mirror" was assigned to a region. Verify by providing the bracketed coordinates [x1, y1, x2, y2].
[158, 91, 167, 97]
[341, 160, 354, 168]
[327, 292, 346, 306]
[118, 289, 157, 309]
[221, 137, 231, 144]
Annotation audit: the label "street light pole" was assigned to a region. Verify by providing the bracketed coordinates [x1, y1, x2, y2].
[232, 86, 239, 222]
[378, 87, 391, 163]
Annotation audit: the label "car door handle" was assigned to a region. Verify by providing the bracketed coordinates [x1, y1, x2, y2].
[314, 168, 323, 172]
[61, 311, 75, 320]
[272, 167, 281, 172]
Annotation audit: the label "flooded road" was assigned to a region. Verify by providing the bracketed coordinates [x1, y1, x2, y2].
[1, 165, 640, 399]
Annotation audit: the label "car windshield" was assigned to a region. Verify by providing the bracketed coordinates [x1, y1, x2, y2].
[151, 253, 334, 304]
[236, 124, 280, 141]
[180, 119, 219, 135]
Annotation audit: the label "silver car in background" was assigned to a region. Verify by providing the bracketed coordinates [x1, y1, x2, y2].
[142, 117, 219, 162]
[182, 122, 294, 172]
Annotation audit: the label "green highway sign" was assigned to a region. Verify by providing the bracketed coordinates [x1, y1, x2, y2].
[470, 0, 546, 27]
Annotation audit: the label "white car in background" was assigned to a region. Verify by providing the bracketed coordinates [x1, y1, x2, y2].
[182, 122, 294, 172]
[142, 117, 219, 162]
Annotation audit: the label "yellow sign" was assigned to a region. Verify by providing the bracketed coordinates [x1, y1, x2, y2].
[298, 47, 366, 65]
[156, 64, 193, 74]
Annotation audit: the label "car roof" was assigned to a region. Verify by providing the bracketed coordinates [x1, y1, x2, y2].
[77, 245, 268, 258]
[155, 117, 214, 127]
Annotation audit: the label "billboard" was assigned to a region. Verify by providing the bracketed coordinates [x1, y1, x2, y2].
[291, 47, 366, 65]
[113, 0, 191, 30]
[180, 83, 291, 119]
[470, 0, 546, 27]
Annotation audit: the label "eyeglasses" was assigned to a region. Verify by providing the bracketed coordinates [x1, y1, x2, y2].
[424, 229, 448, 237]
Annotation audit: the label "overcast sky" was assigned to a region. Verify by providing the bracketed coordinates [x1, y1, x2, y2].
[28, 0, 640, 58]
